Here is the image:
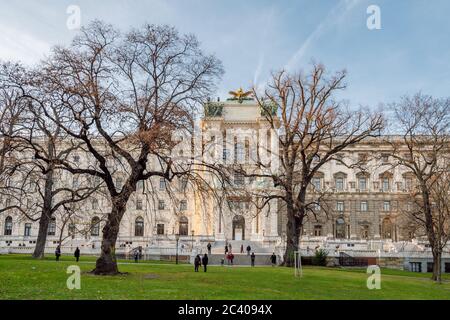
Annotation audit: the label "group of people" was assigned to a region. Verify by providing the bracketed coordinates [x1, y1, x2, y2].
[194, 253, 209, 272]
[54, 245, 80, 262]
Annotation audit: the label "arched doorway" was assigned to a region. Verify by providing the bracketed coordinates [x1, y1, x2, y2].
[232, 215, 245, 240]
[382, 218, 393, 239]
[335, 218, 346, 239]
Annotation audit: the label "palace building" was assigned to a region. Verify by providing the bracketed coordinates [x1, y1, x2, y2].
[0, 93, 425, 256]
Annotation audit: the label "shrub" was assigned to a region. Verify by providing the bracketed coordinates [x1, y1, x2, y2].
[313, 249, 328, 266]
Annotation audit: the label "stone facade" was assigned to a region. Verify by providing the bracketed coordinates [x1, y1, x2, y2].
[0, 98, 425, 251]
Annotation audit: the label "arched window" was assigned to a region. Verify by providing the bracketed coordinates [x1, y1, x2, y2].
[4, 216, 12, 235]
[47, 217, 56, 236]
[335, 218, 346, 239]
[135, 217, 144, 237]
[179, 216, 189, 236]
[91, 217, 100, 236]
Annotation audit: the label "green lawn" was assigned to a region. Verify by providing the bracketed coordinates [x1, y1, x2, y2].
[1, 254, 450, 300]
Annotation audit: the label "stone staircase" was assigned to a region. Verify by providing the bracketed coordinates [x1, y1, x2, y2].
[205, 253, 276, 266]
[209, 240, 275, 255]
[192, 240, 279, 265]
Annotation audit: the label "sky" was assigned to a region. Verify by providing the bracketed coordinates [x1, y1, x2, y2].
[0, 0, 449, 107]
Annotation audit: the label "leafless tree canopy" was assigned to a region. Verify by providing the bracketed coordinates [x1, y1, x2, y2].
[387, 93, 450, 281]
[236, 65, 384, 265]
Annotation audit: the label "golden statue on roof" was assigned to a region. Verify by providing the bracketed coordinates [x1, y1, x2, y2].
[228, 87, 253, 103]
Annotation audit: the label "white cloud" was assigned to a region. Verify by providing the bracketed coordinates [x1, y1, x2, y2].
[0, 23, 51, 65]
[284, 0, 362, 71]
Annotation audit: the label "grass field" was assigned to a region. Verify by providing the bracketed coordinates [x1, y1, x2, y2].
[1, 254, 450, 300]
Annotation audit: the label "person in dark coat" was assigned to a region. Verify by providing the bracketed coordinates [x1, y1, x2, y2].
[134, 250, 139, 263]
[202, 253, 209, 272]
[224, 244, 228, 255]
[240, 244, 244, 254]
[251, 252, 256, 267]
[74, 247, 80, 262]
[194, 255, 201, 272]
[55, 245, 61, 261]
[230, 253, 234, 265]
[207, 243, 212, 254]
[270, 252, 277, 266]
[246, 245, 251, 255]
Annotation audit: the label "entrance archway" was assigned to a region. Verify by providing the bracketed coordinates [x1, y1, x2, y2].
[382, 218, 393, 239]
[335, 218, 346, 239]
[232, 215, 245, 240]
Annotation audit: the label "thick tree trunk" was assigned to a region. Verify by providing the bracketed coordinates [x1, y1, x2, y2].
[432, 250, 442, 283]
[92, 200, 127, 275]
[283, 206, 303, 267]
[32, 209, 51, 258]
[32, 165, 54, 259]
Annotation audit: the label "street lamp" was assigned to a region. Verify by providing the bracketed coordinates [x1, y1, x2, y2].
[175, 233, 180, 264]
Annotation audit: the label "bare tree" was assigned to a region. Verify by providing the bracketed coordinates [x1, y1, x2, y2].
[24, 21, 222, 274]
[234, 65, 383, 266]
[0, 61, 103, 258]
[387, 93, 450, 282]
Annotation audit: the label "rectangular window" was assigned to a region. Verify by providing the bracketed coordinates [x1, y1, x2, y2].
[381, 154, 389, 163]
[180, 200, 187, 211]
[382, 178, 390, 191]
[159, 178, 166, 190]
[360, 201, 368, 212]
[383, 201, 390, 212]
[24, 223, 32, 237]
[157, 224, 165, 235]
[312, 178, 321, 191]
[92, 198, 98, 210]
[359, 177, 367, 191]
[234, 173, 245, 186]
[137, 180, 144, 192]
[314, 225, 322, 237]
[337, 201, 344, 212]
[68, 223, 76, 237]
[158, 200, 165, 210]
[405, 178, 413, 191]
[410, 262, 422, 273]
[234, 143, 244, 162]
[116, 178, 123, 190]
[223, 148, 229, 161]
[180, 178, 188, 191]
[72, 177, 79, 189]
[335, 178, 344, 190]
[445, 263, 450, 273]
[136, 200, 143, 210]
[427, 262, 434, 273]
[47, 219, 56, 236]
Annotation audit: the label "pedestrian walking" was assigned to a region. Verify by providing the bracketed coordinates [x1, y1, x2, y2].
[202, 253, 209, 272]
[55, 245, 61, 261]
[207, 242, 212, 254]
[270, 252, 277, 266]
[74, 247, 80, 262]
[246, 245, 251, 255]
[134, 250, 139, 263]
[194, 254, 201, 272]
[230, 253, 234, 265]
[228, 243, 232, 253]
[240, 244, 244, 254]
[224, 244, 228, 255]
[251, 252, 256, 267]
